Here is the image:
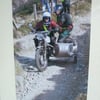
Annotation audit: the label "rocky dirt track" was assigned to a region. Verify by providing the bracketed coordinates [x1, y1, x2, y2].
[15, 13, 90, 100]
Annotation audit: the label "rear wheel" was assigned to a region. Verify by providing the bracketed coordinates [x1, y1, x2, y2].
[35, 48, 48, 72]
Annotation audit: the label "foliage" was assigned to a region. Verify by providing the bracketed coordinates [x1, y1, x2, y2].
[14, 42, 22, 53]
[75, 93, 87, 100]
[15, 59, 24, 75]
[14, 0, 42, 16]
[71, 1, 91, 15]
[18, 25, 31, 35]
[15, 4, 33, 16]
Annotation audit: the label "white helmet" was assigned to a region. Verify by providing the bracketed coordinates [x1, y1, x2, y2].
[42, 12, 51, 26]
[43, 12, 51, 19]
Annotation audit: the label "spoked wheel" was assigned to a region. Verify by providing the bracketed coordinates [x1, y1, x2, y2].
[35, 48, 48, 72]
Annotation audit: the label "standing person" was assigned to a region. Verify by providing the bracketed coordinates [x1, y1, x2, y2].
[50, 0, 57, 13]
[55, 5, 73, 41]
[61, 0, 70, 13]
[41, 0, 51, 12]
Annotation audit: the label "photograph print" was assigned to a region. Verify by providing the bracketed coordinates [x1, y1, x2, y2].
[13, 0, 91, 100]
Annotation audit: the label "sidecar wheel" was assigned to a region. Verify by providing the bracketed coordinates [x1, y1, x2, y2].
[73, 55, 77, 63]
[35, 48, 48, 72]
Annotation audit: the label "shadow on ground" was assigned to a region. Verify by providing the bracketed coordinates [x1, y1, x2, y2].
[33, 64, 87, 100]
[15, 53, 76, 72]
[33, 30, 89, 100]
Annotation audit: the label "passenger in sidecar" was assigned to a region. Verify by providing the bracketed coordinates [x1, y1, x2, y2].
[55, 5, 73, 42]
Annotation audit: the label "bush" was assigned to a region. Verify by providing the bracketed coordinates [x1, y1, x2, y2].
[75, 93, 87, 100]
[71, 1, 91, 15]
[18, 25, 31, 35]
[14, 42, 22, 53]
[15, 59, 24, 75]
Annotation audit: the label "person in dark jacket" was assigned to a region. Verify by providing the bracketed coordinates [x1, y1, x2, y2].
[61, 0, 70, 13]
[55, 5, 73, 41]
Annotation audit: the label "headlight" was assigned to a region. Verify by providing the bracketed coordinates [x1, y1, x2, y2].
[45, 36, 50, 43]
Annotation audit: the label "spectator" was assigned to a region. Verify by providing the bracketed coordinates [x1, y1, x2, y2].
[61, 0, 70, 13]
[50, 0, 57, 13]
[41, 0, 51, 12]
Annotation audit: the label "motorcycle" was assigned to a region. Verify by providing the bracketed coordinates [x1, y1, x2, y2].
[29, 24, 78, 72]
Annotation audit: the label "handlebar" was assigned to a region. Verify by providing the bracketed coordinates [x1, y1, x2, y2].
[28, 23, 60, 34]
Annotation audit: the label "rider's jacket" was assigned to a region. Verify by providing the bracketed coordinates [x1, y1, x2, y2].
[35, 20, 58, 31]
[57, 12, 73, 32]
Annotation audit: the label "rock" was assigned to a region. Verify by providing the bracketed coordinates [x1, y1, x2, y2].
[75, 93, 87, 100]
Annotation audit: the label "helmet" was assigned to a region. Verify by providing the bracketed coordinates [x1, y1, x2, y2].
[55, 5, 63, 14]
[43, 12, 51, 18]
[42, 12, 51, 26]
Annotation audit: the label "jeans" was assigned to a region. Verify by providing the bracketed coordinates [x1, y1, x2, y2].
[42, 0, 51, 12]
[52, 0, 57, 12]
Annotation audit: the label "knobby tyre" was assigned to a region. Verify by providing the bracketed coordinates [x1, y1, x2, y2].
[35, 48, 48, 72]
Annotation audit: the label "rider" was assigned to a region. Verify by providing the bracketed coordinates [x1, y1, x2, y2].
[35, 11, 59, 31]
[35, 11, 59, 45]
[55, 5, 73, 42]
[35, 11, 59, 57]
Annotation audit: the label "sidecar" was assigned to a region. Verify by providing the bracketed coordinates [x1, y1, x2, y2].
[52, 37, 78, 63]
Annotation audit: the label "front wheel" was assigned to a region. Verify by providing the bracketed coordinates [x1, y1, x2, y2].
[35, 48, 48, 72]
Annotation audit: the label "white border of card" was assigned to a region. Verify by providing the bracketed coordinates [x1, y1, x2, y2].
[0, 0, 100, 100]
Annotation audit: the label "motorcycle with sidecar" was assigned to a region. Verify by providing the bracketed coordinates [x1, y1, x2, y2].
[29, 24, 78, 72]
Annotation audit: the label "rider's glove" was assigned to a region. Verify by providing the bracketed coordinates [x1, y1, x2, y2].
[59, 27, 63, 33]
[67, 25, 73, 31]
[54, 27, 60, 32]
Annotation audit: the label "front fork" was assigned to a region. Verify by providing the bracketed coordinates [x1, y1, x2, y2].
[37, 40, 47, 61]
